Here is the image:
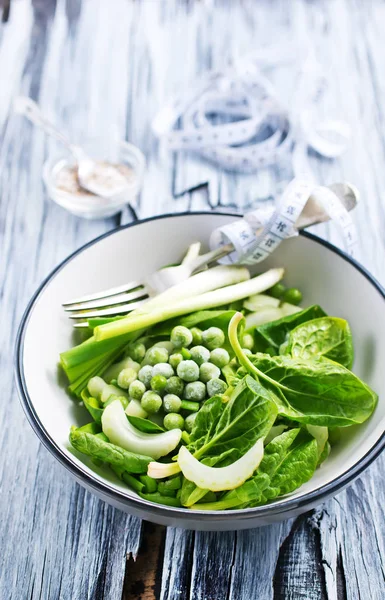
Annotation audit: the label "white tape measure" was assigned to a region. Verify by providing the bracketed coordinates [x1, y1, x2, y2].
[152, 55, 351, 174]
[210, 178, 359, 264]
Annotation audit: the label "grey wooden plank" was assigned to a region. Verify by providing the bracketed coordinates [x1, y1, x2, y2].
[190, 531, 236, 600]
[160, 528, 195, 600]
[0, 1, 142, 599]
[228, 521, 293, 600]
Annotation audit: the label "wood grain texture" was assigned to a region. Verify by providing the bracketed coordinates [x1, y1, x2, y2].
[1, 1, 385, 599]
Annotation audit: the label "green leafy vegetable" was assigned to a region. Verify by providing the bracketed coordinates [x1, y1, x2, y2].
[78, 421, 102, 435]
[253, 305, 327, 352]
[282, 317, 354, 368]
[262, 430, 318, 499]
[69, 426, 152, 473]
[126, 415, 165, 434]
[179, 376, 277, 506]
[249, 353, 376, 426]
[189, 376, 278, 461]
[229, 313, 377, 427]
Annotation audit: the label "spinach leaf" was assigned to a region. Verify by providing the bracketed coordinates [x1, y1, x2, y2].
[282, 317, 354, 368]
[262, 430, 318, 499]
[126, 415, 165, 434]
[253, 305, 327, 352]
[190, 375, 278, 461]
[250, 353, 377, 427]
[78, 421, 102, 435]
[180, 376, 277, 507]
[69, 426, 152, 473]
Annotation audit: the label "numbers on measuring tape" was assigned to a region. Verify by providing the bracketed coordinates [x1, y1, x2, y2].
[210, 178, 359, 265]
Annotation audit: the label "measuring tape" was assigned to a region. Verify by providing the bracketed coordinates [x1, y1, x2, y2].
[152, 55, 351, 174]
[209, 179, 359, 264]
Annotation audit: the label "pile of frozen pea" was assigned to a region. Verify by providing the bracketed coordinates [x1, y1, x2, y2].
[88, 324, 255, 434]
[131, 325, 234, 432]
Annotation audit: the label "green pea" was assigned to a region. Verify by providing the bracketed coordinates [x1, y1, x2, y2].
[184, 381, 206, 401]
[181, 347, 192, 360]
[207, 378, 228, 397]
[141, 391, 163, 414]
[171, 326, 193, 348]
[138, 365, 153, 388]
[103, 394, 129, 409]
[128, 342, 146, 362]
[190, 345, 210, 365]
[163, 394, 182, 414]
[283, 287, 303, 305]
[269, 282, 286, 299]
[150, 375, 168, 393]
[152, 363, 174, 379]
[169, 353, 183, 369]
[177, 360, 199, 382]
[153, 341, 175, 354]
[117, 367, 138, 389]
[242, 348, 252, 356]
[164, 413, 185, 430]
[241, 333, 254, 351]
[210, 348, 230, 368]
[201, 327, 225, 350]
[199, 362, 220, 383]
[101, 383, 128, 404]
[165, 376, 184, 396]
[185, 412, 198, 433]
[190, 327, 203, 345]
[145, 346, 169, 366]
[129, 380, 146, 401]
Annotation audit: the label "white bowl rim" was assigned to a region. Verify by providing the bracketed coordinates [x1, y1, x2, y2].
[14, 211, 385, 523]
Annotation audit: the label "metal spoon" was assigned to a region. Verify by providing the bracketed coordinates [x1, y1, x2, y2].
[14, 96, 129, 198]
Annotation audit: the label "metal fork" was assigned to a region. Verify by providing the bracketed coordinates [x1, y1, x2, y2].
[63, 182, 358, 326]
[63, 241, 233, 326]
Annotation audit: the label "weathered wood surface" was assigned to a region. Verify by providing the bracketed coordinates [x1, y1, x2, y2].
[0, 1, 384, 599]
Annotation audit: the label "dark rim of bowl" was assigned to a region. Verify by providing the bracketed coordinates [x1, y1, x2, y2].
[14, 211, 385, 523]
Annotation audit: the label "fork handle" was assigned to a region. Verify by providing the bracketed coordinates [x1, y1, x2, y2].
[188, 243, 234, 273]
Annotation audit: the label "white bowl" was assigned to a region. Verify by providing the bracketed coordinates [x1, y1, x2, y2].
[15, 213, 385, 531]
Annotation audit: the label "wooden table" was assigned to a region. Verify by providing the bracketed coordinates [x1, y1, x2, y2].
[1, 1, 385, 598]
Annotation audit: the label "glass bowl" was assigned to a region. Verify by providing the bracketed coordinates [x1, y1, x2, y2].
[43, 137, 145, 219]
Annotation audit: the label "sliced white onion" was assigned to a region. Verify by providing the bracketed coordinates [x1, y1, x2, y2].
[147, 461, 181, 479]
[307, 424, 328, 455]
[280, 302, 303, 316]
[125, 398, 148, 418]
[243, 293, 280, 312]
[102, 400, 182, 459]
[177, 438, 264, 492]
[244, 307, 284, 330]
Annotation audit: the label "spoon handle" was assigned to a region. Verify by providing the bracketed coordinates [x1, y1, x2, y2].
[14, 97, 85, 162]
